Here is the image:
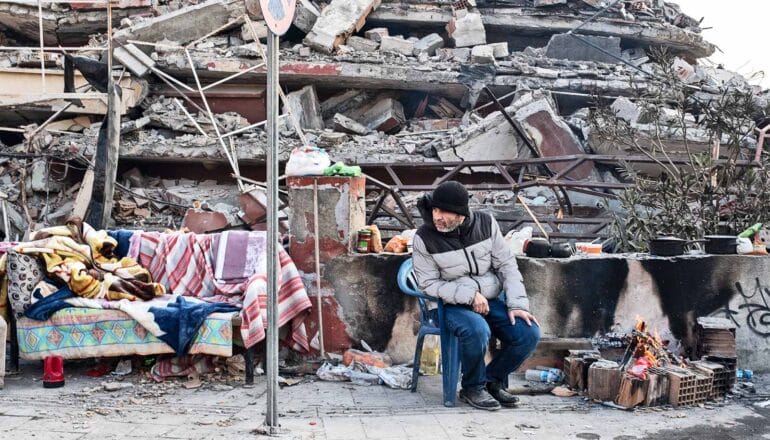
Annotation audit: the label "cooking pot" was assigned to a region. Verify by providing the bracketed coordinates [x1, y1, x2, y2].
[524, 238, 551, 258]
[550, 243, 574, 258]
[648, 237, 699, 256]
[704, 235, 738, 255]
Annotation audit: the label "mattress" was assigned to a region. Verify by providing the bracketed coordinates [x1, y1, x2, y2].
[16, 307, 234, 360]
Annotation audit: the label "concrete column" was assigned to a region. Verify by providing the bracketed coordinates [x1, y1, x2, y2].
[288, 176, 366, 272]
[287, 176, 366, 354]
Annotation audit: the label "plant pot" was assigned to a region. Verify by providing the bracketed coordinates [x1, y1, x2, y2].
[704, 235, 738, 255]
[648, 237, 695, 256]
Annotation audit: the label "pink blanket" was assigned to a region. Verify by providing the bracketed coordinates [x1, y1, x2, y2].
[130, 231, 311, 351]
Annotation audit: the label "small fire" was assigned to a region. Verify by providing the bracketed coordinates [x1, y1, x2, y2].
[624, 317, 683, 377]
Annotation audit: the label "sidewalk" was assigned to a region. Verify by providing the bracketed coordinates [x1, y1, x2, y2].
[0, 360, 768, 440]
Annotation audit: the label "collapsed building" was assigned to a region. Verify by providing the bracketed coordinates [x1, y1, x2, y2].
[2, 0, 770, 373]
[1, 0, 764, 242]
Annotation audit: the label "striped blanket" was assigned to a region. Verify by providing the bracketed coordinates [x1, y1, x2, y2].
[130, 231, 311, 351]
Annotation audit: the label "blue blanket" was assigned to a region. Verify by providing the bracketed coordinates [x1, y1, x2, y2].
[150, 296, 239, 356]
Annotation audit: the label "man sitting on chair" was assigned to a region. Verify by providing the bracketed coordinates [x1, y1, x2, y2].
[412, 181, 540, 411]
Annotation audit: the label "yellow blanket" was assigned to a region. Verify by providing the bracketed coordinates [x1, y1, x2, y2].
[1, 218, 165, 323]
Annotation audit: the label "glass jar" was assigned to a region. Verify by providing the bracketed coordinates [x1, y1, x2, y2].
[357, 229, 372, 253]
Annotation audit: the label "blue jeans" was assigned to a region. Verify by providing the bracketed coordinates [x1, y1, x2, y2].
[443, 297, 540, 390]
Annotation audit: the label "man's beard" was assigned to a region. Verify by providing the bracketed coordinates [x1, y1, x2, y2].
[435, 218, 463, 233]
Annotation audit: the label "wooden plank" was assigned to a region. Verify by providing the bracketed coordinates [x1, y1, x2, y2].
[85, 83, 121, 228]
[72, 168, 95, 219]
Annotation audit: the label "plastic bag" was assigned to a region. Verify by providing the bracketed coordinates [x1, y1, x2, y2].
[505, 226, 533, 255]
[384, 236, 408, 253]
[365, 365, 413, 390]
[316, 362, 352, 382]
[285, 147, 331, 176]
[367, 225, 384, 254]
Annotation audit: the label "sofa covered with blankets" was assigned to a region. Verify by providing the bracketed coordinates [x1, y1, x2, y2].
[1, 219, 312, 380]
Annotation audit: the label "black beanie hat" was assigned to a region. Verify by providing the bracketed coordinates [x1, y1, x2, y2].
[431, 181, 470, 217]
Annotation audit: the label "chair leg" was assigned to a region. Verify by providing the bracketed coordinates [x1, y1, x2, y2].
[443, 335, 460, 407]
[244, 345, 256, 385]
[411, 330, 426, 392]
[9, 312, 19, 372]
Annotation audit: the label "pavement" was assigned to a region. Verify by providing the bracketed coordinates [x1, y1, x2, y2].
[1, 359, 769, 440]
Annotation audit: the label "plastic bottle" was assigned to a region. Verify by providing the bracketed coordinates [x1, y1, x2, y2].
[420, 335, 441, 376]
[525, 369, 561, 383]
[535, 366, 565, 381]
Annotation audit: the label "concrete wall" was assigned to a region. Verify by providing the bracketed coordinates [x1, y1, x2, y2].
[284, 176, 770, 371]
[298, 253, 770, 372]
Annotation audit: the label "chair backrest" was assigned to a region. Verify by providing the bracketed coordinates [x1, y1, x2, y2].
[397, 258, 436, 327]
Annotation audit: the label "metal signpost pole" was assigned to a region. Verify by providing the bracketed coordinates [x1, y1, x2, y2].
[265, 27, 280, 434]
[261, 0, 295, 434]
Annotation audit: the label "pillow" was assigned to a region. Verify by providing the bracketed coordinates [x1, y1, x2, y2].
[6, 251, 44, 319]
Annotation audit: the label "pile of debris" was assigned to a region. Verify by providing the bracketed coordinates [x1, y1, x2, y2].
[563, 317, 738, 409]
[0, 0, 765, 239]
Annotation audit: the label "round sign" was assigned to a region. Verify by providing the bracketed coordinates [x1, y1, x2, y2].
[259, 0, 297, 36]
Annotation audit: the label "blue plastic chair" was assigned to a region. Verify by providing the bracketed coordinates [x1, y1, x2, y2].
[397, 258, 461, 407]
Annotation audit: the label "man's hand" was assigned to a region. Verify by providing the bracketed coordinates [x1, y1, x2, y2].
[472, 292, 489, 315]
[509, 309, 539, 326]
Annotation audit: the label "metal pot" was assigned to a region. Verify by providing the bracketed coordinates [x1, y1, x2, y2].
[648, 237, 698, 256]
[550, 243, 574, 258]
[704, 235, 738, 255]
[524, 238, 551, 258]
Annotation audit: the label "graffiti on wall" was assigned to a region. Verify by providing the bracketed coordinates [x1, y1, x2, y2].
[710, 278, 770, 338]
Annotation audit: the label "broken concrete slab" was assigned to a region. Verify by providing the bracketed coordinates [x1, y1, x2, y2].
[413, 33, 444, 57]
[515, 98, 595, 180]
[359, 98, 405, 133]
[487, 42, 509, 59]
[320, 90, 374, 120]
[285, 85, 324, 130]
[113, 43, 155, 78]
[364, 27, 388, 42]
[610, 97, 641, 123]
[113, 0, 245, 46]
[446, 11, 486, 48]
[672, 57, 697, 84]
[333, 113, 370, 135]
[30, 160, 63, 193]
[545, 33, 621, 64]
[241, 20, 267, 42]
[347, 35, 379, 52]
[294, 0, 321, 34]
[318, 131, 349, 147]
[534, 0, 568, 6]
[379, 35, 415, 56]
[303, 0, 381, 54]
[471, 45, 495, 64]
[440, 47, 471, 62]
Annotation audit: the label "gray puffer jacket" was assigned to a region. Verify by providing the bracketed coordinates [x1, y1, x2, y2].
[412, 195, 530, 311]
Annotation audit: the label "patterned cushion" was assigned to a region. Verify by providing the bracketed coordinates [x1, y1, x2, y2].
[7, 251, 44, 319]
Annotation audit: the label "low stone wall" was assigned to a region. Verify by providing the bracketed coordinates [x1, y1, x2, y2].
[303, 253, 770, 372]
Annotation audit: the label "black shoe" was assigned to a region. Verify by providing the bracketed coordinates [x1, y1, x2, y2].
[459, 387, 501, 411]
[487, 381, 520, 408]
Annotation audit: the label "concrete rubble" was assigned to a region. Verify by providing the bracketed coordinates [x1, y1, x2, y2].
[0, 0, 765, 239]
